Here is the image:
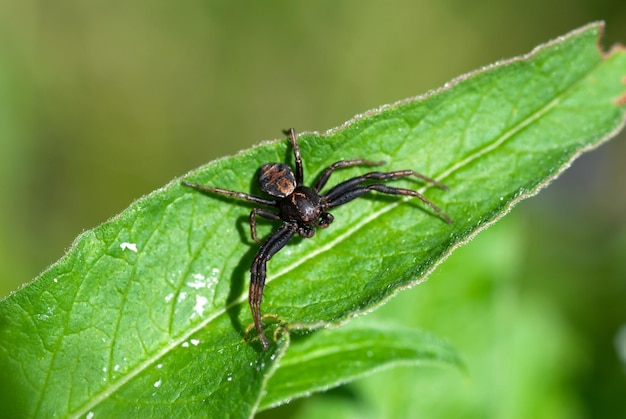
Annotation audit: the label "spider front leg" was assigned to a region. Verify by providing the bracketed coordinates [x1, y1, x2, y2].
[249, 224, 296, 350]
[322, 170, 452, 223]
[314, 159, 385, 192]
[324, 183, 452, 224]
[324, 170, 447, 200]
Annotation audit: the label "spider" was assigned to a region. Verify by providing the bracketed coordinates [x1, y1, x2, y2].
[182, 128, 452, 350]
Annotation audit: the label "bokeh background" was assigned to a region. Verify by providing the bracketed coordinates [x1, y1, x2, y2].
[1, 1, 625, 417]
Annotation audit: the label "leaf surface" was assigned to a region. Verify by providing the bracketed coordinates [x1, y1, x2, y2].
[0, 22, 625, 418]
[259, 321, 464, 411]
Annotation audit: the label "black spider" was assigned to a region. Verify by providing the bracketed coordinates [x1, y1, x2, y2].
[182, 129, 452, 350]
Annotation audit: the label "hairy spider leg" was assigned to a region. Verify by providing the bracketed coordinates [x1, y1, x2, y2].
[323, 170, 447, 199]
[181, 182, 277, 206]
[321, 171, 453, 224]
[283, 128, 304, 185]
[249, 208, 281, 243]
[314, 159, 385, 192]
[250, 224, 296, 350]
[182, 181, 283, 243]
[327, 184, 452, 224]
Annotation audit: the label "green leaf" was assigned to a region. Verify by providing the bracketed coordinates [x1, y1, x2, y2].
[259, 321, 464, 411]
[1, 22, 625, 418]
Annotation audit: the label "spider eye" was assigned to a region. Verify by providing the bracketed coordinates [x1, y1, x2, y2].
[258, 163, 296, 197]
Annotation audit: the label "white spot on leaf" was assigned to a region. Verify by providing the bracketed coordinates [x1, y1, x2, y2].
[120, 242, 138, 253]
[187, 268, 220, 290]
[187, 274, 206, 289]
[192, 295, 209, 318]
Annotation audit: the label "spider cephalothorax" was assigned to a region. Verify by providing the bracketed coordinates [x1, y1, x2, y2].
[183, 129, 451, 350]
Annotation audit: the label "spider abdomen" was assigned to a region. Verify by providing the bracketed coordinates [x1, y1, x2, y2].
[258, 163, 296, 198]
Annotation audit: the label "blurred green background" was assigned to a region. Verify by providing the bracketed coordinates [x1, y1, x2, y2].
[1, 1, 625, 417]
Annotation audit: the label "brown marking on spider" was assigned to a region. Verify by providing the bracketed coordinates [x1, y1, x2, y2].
[259, 163, 296, 197]
[182, 128, 452, 350]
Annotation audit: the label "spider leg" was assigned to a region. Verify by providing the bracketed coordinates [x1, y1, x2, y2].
[314, 159, 385, 192]
[250, 224, 296, 350]
[323, 183, 452, 224]
[249, 208, 281, 244]
[283, 128, 304, 185]
[182, 182, 277, 206]
[323, 170, 447, 203]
